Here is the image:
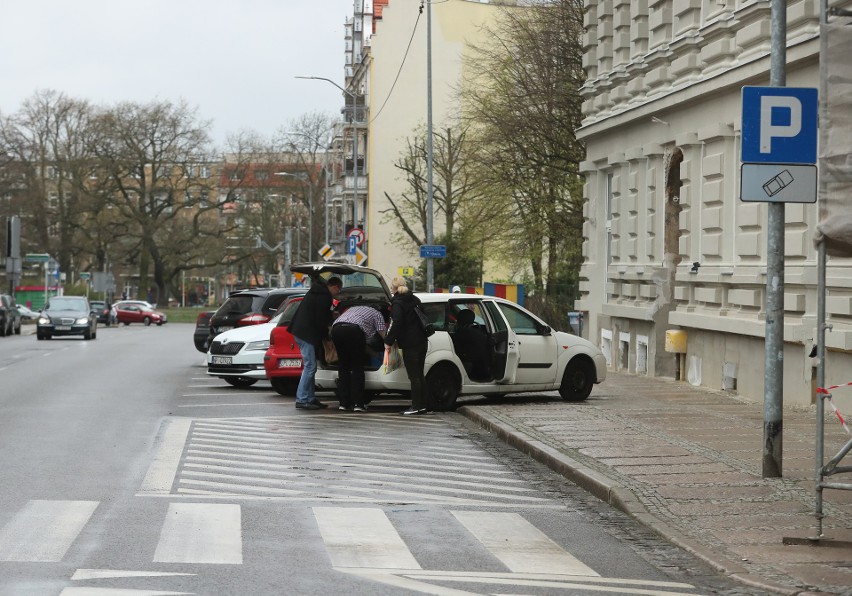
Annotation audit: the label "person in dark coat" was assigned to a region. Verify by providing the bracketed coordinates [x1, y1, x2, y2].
[287, 276, 343, 410]
[384, 277, 429, 415]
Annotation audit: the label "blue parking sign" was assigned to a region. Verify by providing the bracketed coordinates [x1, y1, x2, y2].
[348, 235, 357, 255]
[741, 87, 817, 164]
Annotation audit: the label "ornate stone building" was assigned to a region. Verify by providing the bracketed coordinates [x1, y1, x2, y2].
[576, 0, 852, 405]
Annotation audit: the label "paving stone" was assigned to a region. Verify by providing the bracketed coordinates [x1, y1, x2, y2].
[477, 371, 852, 594]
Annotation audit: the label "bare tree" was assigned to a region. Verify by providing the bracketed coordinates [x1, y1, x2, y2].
[90, 99, 217, 303]
[275, 111, 335, 261]
[462, 0, 586, 313]
[0, 90, 107, 273]
[384, 124, 509, 285]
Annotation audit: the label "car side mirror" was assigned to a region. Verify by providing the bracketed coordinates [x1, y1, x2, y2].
[539, 324, 552, 336]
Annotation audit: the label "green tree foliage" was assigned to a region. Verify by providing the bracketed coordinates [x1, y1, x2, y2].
[461, 0, 586, 322]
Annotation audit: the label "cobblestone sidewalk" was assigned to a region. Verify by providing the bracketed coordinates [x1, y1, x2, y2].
[460, 371, 852, 595]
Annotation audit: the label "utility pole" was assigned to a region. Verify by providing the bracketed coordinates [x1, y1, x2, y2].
[763, 0, 786, 478]
[425, 0, 435, 291]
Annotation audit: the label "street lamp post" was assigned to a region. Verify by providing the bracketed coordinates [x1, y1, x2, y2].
[295, 76, 362, 261]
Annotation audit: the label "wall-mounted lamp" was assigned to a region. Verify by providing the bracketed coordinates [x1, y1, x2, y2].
[690, 262, 701, 273]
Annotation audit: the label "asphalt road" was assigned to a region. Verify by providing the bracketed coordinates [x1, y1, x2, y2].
[0, 323, 770, 595]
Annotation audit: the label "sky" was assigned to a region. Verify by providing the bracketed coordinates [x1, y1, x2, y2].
[0, 0, 355, 147]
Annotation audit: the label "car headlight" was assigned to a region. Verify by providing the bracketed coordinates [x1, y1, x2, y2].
[246, 340, 270, 351]
[38, 317, 50, 325]
[75, 317, 89, 324]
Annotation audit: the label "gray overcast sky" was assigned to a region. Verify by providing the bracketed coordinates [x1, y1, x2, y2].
[0, 0, 354, 147]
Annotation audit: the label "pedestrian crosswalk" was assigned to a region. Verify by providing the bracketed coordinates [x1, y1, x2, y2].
[140, 414, 561, 506]
[0, 499, 702, 595]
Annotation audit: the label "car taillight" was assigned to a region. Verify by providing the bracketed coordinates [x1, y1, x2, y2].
[238, 314, 270, 325]
[195, 312, 208, 324]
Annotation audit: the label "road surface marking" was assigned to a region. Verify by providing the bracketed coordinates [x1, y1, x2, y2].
[71, 569, 196, 580]
[153, 503, 242, 564]
[59, 589, 191, 595]
[139, 418, 192, 494]
[343, 569, 699, 595]
[178, 403, 282, 408]
[452, 511, 599, 576]
[313, 507, 421, 569]
[0, 500, 98, 562]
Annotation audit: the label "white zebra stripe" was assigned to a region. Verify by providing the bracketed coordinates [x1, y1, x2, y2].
[313, 507, 420, 569]
[153, 503, 242, 564]
[0, 500, 98, 562]
[451, 511, 600, 576]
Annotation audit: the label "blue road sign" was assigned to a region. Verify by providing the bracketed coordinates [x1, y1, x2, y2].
[347, 235, 357, 255]
[419, 245, 447, 258]
[741, 87, 818, 164]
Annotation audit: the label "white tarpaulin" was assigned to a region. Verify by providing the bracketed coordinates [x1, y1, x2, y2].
[816, 21, 852, 257]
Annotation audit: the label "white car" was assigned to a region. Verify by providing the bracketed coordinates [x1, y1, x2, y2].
[294, 263, 607, 411]
[207, 313, 281, 387]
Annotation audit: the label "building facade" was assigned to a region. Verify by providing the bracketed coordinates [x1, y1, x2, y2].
[363, 0, 512, 282]
[577, 0, 852, 405]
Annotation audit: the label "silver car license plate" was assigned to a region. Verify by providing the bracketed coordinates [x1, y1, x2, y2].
[217, 326, 233, 332]
[278, 358, 301, 368]
[212, 356, 232, 365]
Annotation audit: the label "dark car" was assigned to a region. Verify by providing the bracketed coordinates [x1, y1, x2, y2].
[36, 296, 97, 340]
[0, 294, 22, 336]
[207, 288, 306, 346]
[193, 310, 215, 352]
[89, 300, 115, 326]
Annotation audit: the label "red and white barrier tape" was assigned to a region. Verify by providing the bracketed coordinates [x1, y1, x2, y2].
[816, 385, 851, 434]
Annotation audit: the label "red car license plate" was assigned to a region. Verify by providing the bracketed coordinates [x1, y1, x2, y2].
[278, 359, 301, 368]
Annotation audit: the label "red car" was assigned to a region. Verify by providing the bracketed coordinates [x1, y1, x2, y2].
[263, 296, 305, 396]
[115, 303, 166, 326]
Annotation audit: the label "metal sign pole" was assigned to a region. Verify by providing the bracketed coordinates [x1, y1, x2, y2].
[763, 0, 787, 479]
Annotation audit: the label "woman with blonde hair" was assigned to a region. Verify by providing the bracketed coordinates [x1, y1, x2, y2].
[385, 276, 430, 415]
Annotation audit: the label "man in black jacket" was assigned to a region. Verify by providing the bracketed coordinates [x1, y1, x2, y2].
[287, 276, 343, 410]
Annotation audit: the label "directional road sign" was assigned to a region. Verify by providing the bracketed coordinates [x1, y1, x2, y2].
[25, 253, 50, 263]
[741, 86, 818, 164]
[419, 245, 447, 258]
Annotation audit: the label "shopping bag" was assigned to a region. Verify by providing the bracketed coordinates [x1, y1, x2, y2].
[323, 339, 338, 364]
[383, 345, 403, 374]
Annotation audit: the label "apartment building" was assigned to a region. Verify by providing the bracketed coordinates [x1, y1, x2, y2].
[354, 0, 513, 281]
[576, 0, 852, 404]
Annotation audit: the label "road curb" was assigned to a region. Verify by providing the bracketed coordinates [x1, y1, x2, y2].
[458, 405, 802, 596]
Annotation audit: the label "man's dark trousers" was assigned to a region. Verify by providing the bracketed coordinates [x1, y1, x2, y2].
[331, 323, 368, 407]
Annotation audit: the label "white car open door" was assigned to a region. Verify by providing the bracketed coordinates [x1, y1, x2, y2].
[482, 300, 520, 384]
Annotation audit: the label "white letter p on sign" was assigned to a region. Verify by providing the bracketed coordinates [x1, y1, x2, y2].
[760, 96, 801, 154]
